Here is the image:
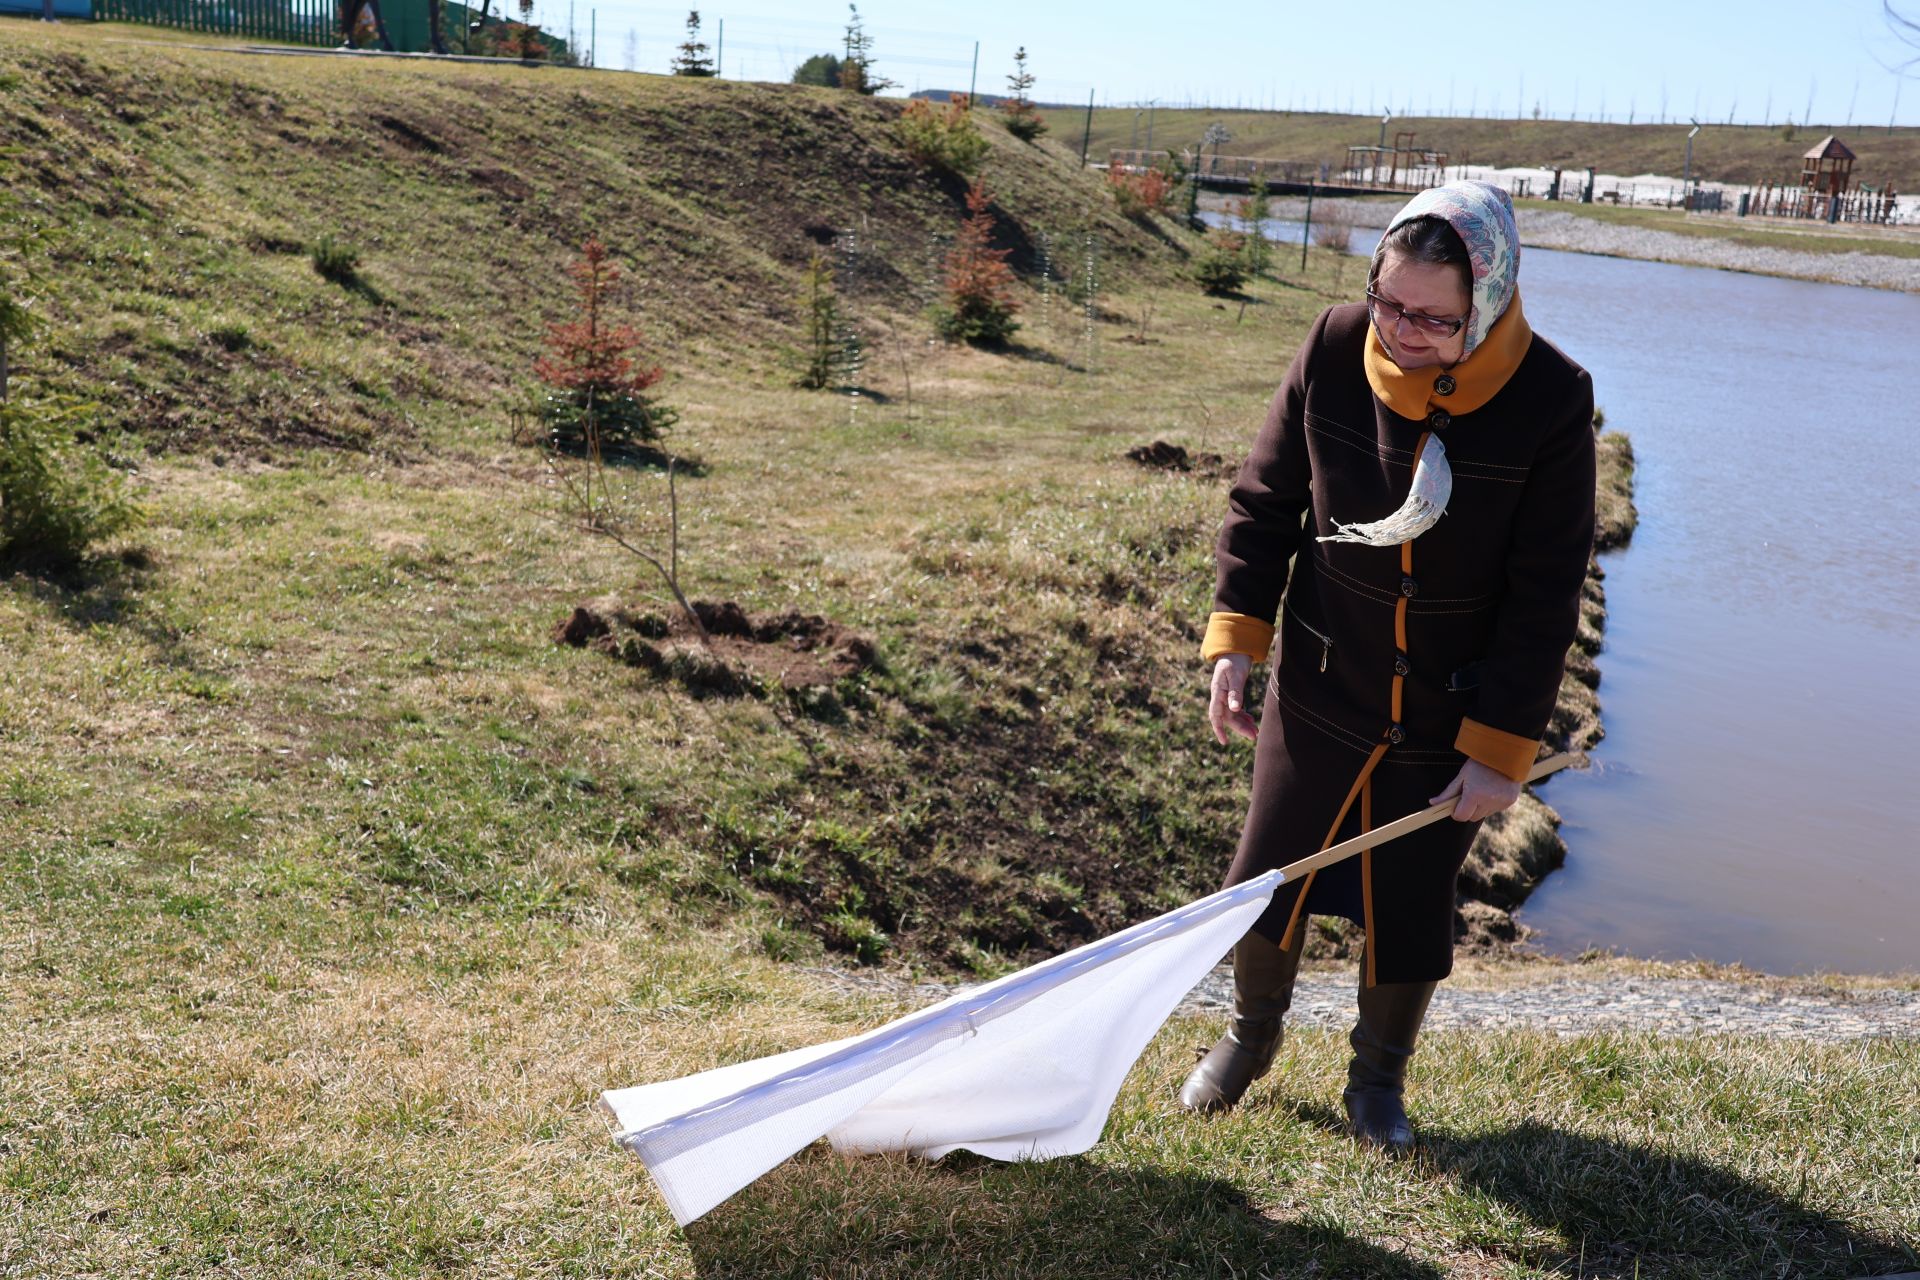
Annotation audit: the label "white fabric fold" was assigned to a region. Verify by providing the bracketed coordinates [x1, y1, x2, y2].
[599, 868, 1288, 1225]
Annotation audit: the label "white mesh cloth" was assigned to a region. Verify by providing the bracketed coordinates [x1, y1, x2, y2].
[598, 868, 1287, 1225]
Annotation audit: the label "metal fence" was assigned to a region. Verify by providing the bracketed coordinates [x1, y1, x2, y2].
[91, 0, 337, 46]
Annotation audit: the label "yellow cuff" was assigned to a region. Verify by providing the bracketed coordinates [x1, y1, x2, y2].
[1201, 612, 1276, 664]
[1455, 717, 1539, 783]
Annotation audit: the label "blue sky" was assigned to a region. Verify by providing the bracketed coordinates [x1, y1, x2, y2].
[542, 0, 1920, 129]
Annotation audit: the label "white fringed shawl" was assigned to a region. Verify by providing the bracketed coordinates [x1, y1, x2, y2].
[1317, 433, 1453, 547]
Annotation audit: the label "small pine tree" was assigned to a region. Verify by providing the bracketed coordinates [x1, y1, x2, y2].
[500, 0, 545, 60]
[1105, 165, 1173, 219]
[796, 253, 845, 390]
[934, 181, 1021, 346]
[1241, 172, 1273, 276]
[533, 239, 676, 453]
[671, 9, 715, 76]
[1000, 47, 1046, 142]
[1194, 228, 1250, 295]
[837, 4, 895, 94]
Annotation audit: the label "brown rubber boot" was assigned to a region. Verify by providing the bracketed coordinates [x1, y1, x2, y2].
[1341, 954, 1438, 1154]
[1179, 920, 1306, 1113]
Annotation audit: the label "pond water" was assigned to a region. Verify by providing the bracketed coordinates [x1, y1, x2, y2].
[1213, 213, 1920, 974]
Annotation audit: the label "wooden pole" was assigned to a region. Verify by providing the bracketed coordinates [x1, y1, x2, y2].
[1300, 180, 1314, 271]
[1080, 87, 1094, 167]
[1271, 753, 1579, 886]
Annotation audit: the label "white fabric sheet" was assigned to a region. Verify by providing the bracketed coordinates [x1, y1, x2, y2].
[599, 868, 1286, 1225]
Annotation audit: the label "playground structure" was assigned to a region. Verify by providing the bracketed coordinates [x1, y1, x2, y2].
[1740, 136, 1900, 223]
[1342, 131, 1449, 192]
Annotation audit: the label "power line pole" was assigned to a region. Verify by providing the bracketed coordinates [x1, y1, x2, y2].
[967, 40, 977, 104]
[716, 19, 723, 77]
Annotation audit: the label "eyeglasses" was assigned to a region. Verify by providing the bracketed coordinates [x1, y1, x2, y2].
[1365, 289, 1466, 340]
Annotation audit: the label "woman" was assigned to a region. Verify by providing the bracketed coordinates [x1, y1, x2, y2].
[1179, 180, 1595, 1151]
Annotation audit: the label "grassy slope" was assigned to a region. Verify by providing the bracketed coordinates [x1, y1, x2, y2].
[1, 21, 1177, 454]
[1036, 105, 1920, 189]
[2, 25, 1915, 1278]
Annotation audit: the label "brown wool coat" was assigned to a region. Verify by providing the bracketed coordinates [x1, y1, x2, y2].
[1204, 301, 1595, 984]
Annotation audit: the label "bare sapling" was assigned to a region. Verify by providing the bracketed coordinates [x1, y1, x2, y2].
[546, 444, 710, 647]
[1312, 201, 1357, 291]
[533, 239, 707, 645]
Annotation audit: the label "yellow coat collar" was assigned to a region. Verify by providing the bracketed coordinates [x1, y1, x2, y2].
[1363, 292, 1533, 420]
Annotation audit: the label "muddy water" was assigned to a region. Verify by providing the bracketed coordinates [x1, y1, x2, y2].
[1222, 215, 1920, 974]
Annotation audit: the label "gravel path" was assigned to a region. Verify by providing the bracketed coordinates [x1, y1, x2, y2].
[1181, 969, 1920, 1043]
[1513, 208, 1920, 292]
[1210, 195, 1920, 292]
[801, 965, 1920, 1043]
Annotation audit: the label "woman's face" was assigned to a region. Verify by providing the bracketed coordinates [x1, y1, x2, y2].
[1371, 251, 1471, 370]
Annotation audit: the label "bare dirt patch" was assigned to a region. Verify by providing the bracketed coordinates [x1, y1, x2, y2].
[1125, 439, 1232, 477]
[553, 598, 878, 698]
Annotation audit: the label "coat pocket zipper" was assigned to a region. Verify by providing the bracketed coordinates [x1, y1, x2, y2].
[1290, 608, 1333, 673]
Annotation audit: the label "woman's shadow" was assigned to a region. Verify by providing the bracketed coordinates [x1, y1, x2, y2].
[682, 1146, 1444, 1279]
[1288, 1102, 1917, 1279]
[678, 1114, 1917, 1279]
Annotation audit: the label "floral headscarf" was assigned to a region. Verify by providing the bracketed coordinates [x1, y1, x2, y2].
[1374, 180, 1520, 360]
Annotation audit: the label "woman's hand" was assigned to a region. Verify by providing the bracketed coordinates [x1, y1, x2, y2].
[1209, 655, 1259, 745]
[1429, 758, 1523, 822]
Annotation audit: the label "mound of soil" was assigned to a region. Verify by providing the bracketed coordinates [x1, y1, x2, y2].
[554, 598, 877, 696]
[1125, 440, 1232, 477]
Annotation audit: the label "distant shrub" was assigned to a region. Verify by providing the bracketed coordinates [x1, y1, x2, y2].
[933, 181, 1021, 346]
[1003, 105, 1046, 143]
[0, 397, 140, 574]
[310, 235, 362, 284]
[207, 322, 252, 353]
[824, 909, 889, 964]
[792, 53, 842, 86]
[1106, 165, 1174, 219]
[895, 97, 989, 177]
[1311, 201, 1356, 253]
[1193, 229, 1250, 295]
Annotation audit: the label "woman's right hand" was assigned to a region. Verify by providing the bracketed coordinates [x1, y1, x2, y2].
[1208, 654, 1259, 745]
